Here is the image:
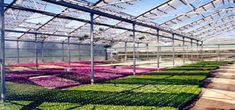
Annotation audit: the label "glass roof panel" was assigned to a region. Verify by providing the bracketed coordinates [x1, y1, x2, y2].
[3, 0, 234, 44]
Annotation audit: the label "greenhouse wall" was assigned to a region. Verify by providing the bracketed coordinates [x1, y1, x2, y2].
[5, 41, 107, 65]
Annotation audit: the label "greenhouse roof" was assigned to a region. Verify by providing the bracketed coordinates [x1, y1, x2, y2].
[3, 0, 235, 45]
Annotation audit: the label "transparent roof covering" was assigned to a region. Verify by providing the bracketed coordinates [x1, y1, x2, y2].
[3, 0, 235, 45]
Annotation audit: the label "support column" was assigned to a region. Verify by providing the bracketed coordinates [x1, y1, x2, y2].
[17, 40, 20, 64]
[157, 29, 160, 68]
[124, 42, 127, 61]
[201, 41, 203, 61]
[68, 37, 71, 68]
[182, 37, 185, 64]
[191, 39, 193, 63]
[90, 13, 95, 84]
[78, 44, 81, 61]
[217, 44, 220, 61]
[159, 46, 162, 61]
[186, 44, 189, 61]
[104, 47, 108, 60]
[132, 23, 136, 75]
[0, 0, 6, 101]
[172, 34, 175, 67]
[137, 43, 139, 61]
[196, 41, 199, 61]
[146, 44, 149, 61]
[41, 42, 44, 62]
[34, 34, 38, 70]
[62, 42, 65, 61]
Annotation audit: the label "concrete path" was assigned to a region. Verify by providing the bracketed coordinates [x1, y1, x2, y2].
[103, 59, 193, 68]
[191, 64, 235, 110]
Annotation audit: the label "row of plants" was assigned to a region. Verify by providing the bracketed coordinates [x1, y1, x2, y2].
[6, 61, 159, 88]
[0, 61, 232, 110]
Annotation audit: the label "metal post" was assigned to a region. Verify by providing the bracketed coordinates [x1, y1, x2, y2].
[201, 41, 203, 61]
[78, 43, 81, 61]
[197, 41, 199, 61]
[34, 34, 38, 70]
[41, 42, 44, 62]
[0, 0, 6, 101]
[146, 44, 149, 61]
[217, 44, 220, 61]
[68, 37, 71, 68]
[16, 40, 20, 64]
[191, 39, 193, 63]
[172, 34, 175, 66]
[124, 42, 127, 61]
[159, 46, 162, 62]
[132, 23, 136, 75]
[186, 44, 189, 61]
[183, 37, 185, 64]
[104, 47, 108, 60]
[62, 42, 65, 61]
[137, 43, 139, 60]
[90, 13, 95, 84]
[157, 29, 160, 68]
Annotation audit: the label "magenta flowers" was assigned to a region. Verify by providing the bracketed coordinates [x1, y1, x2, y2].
[29, 75, 79, 89]
[6, 61, 160, 89]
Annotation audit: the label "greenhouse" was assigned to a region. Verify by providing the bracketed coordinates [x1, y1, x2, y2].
[0, 0, 235, 109]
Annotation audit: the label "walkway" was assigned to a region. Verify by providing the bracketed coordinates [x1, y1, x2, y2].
[191, 64, 235, 110]
[103, 59, 193, 68]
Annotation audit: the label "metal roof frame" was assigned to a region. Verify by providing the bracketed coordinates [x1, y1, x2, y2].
[4, 0, 200, 46]
[203, 26, 235, 41]
[190, 15, 234, 35]
[2, 0, 234, 45]
[197, 21, 235, 38]
[176, 7, 235, 32]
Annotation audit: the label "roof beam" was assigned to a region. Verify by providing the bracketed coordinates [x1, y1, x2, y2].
[167, 3, 176, 10]
[6, 29, 142, 43]
[211, 2, 216, 8]
[41, 0, 196, 40]
[42, 0, 103, 41]
[4, 0, 17, 12]
[17, 8, 69, 40]
[202, 26, 235, 41]
[160, 0, 219, 26]
[197, 21, 235, 37]
[136, 0, 172, 18]
[6, 5, 197, 43]
[179, 0, 187, 5]
[91, 0, 177, 42]
[175, 7, 234, 31]
[190, 15, 234, 34]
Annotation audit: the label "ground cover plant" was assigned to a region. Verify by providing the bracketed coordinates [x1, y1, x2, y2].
[6, 61, 159, 88]
[0, 61, 232, 110]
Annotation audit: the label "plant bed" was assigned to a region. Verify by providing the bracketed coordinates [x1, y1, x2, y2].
[1, 61, 232, 110]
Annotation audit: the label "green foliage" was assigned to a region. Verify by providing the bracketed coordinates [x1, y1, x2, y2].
[0, 61, 232, 110]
